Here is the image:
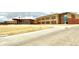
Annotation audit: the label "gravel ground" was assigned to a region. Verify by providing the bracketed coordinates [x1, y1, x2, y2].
[21, 27, 79, 46]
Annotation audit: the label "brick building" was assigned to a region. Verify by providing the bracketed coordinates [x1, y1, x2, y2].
[35, 14, 59, 24]
[12, 18, 34, 24]
[1, 12, 79, 25]
[4, 20, 17, 24]
[35, 12, 79, 24]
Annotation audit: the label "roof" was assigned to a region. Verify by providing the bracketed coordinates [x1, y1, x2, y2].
[12, 18, 34, 21]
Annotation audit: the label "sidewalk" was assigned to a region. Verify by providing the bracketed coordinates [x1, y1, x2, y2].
[0, 25, 75, 46]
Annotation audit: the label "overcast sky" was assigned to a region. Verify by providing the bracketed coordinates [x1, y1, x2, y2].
[0, 0, 79, 22]
[0, 0, 78, 12]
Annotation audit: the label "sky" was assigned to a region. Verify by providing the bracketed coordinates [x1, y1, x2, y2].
[0, 0, 78, 12]
[0, 12, 46, 18]
[0, 12, 47, 22]
[0, 0, 79, 22]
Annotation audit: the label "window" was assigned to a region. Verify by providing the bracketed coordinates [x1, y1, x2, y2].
[42, 18, 45, 20]
[46, 17, 49, 19]
[46, 21, 50, 24]
[52, 16, 56, 19]
[38, 22, 41, 24]
[71, 14, 75, 18]
[42, 22, 45, 24]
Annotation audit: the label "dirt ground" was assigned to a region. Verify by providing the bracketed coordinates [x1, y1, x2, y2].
[21, 26, 79, 46]
[0, 24, 79, 46]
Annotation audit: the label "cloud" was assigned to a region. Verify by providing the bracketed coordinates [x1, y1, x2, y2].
[0, 12, 47, 22]
[0, 16, 8, 22]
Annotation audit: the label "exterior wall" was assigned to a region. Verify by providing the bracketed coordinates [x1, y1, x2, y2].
[35, 12, 77, 24]
[58, 12, 76, 24]
[75, 14, 79, 19]
[68, 18, 79, 24]
[12, 19, 34, 24]
[11, 13, 79, 24]
[4, 20, 17, 24]
[59, 14, 64, 24]
[19, 19, 31, 24]
[48, 14, 59, 24]
[35, 14, 59, 24]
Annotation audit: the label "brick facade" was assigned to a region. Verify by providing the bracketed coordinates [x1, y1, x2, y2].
[68, 18, 79, 24]
[13, 19, 34, 24]
[35, 12, 79, 24]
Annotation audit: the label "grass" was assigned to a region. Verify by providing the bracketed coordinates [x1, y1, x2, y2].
[0, 25, 53, 36]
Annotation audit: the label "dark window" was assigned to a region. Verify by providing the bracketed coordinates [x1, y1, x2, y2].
[41, 18, 44, 20]
[46, 21, 50, 24]
[38, 22, 41, 24]
[42, 22, 45, 24]
[51, 21, 56, 24]
[46, 17, 49, 19]
[52, 16, 56, 19]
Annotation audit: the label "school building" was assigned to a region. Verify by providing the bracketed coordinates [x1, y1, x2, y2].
[35, 12, 79, 24]
[1, 12, 79, 25]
